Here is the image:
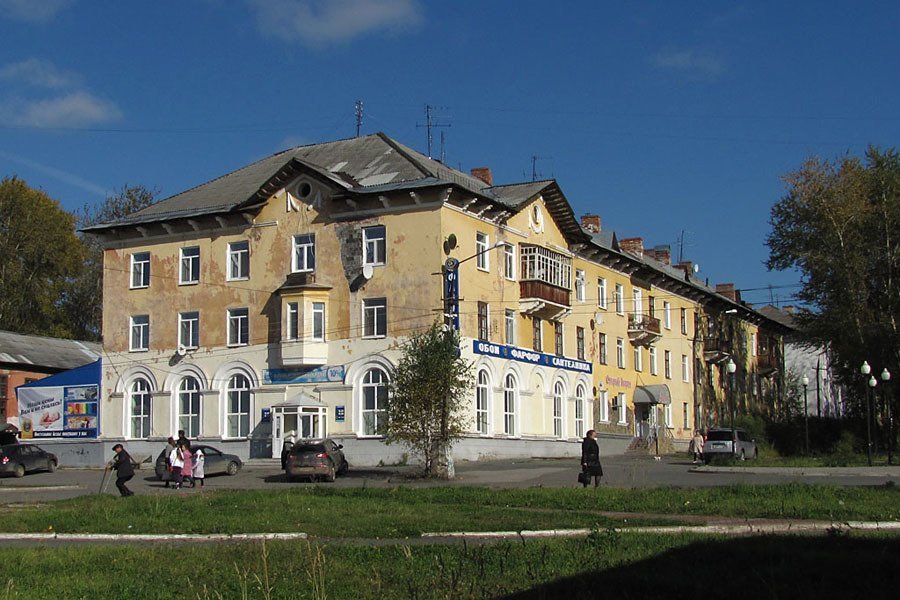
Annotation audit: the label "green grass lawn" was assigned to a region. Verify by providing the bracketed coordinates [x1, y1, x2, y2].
[2, 532, 899, 599]
[2, 484, 898, 537]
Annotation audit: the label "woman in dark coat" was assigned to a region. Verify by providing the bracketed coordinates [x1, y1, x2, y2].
[581, 429, 603, 488]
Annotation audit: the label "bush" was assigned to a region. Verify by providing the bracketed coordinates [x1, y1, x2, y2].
[823, 431, 858, 466]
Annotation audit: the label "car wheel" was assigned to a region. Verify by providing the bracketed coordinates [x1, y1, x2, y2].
[47, 459, 57, 473]
[226, 461, 240, 476]
[326, 465, 336, 483]
[14, 463, 25, 478]
[338, 459, 349, 475]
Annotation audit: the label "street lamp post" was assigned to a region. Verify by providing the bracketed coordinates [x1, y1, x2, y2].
[801, 374, 810, 454]
[882, 368, 892, 465]
[861, 361, 873, 467]
[726, 358, 737, 456]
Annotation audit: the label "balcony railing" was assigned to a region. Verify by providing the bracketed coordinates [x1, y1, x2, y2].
[702, 335, 731, 362]
[627, 313, 661, 346]
[519, 280, 571, 307]
[757, 352, 778, 374]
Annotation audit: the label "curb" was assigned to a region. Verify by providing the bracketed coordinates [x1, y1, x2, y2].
[0, 485, 83, 492]
[0, 532, 308, 542]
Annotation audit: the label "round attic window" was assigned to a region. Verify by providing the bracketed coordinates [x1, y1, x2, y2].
[296, 182, 312, 199]
[529, 204, 545, 233]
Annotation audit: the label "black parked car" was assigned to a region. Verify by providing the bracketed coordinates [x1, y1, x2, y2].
[154, 444, 243, 479]
[0, 443, 58, 477]
[284, 439, 348, 482]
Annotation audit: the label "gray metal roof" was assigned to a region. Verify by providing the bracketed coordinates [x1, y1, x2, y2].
[0, 330, 101, 372]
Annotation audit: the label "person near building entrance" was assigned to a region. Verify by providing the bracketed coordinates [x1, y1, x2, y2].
[690, 430, 705, 463]
[106, 444, 135, 497]
[580, 430, 603, 488]
[169, 442, 185, 489]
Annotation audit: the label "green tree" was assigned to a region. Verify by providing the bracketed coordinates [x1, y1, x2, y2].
[767, 147, 900, 417]
[62, 185, 158, 340]
[385, 322, 474, 478]
[0, 177, 84, 337]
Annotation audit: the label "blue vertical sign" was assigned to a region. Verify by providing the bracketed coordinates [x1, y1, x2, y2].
[443, 258, 460, 330]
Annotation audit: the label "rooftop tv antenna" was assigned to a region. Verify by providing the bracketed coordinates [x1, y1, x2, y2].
[417, 104, 451, 159]
[531, 155, 552, 181]
[355, 100, 364, 137]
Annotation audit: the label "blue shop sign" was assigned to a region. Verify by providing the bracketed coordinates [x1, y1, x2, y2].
[264, 365, 345, 385]
[335, 405, 345, 422]
[473, 340, 592, 374]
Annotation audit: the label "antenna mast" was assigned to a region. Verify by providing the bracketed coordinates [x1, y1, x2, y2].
[530, 155, 552, 181]
[417, 104, 451, 158]
[355, 100, 364, 137]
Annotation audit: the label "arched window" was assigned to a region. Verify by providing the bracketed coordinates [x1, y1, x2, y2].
[178, 376, 201, 438]
[129, 378, 151, 439]
[574, 384, 586, 438]
[476, 370, 490, 435]
[361, 367, 388, 436]
[226, 374, 251, 438]
[503, 374, 517, 436]
[553, 381, 565, 438]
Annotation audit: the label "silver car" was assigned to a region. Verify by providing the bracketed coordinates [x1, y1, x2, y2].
[703, 428, 758, 462]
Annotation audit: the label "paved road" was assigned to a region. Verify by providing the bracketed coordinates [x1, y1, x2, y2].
[2, 455, 898, 503]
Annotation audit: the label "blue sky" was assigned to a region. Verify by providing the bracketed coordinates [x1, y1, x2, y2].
[1, 1, 898, 309]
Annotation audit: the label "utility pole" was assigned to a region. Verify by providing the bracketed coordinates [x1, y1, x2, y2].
[354, 100, 364, 137]
[417, 104, 450, 159]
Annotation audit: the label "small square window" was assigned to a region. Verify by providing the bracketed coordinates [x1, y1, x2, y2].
[363, 225, 386, 266]
[292, 234, 315, 273]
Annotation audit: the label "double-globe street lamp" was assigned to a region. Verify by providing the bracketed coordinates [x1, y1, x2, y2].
[861, 361, 877, 467]
[726, 358, 737, 456]
[881, 368, 892, 465]
[801, 374, 810, 454]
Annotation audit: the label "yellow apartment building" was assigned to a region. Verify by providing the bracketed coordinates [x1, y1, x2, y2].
[86, 133, 788, 464]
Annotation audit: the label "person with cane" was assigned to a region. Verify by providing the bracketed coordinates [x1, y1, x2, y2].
[106, 443, 135, 497]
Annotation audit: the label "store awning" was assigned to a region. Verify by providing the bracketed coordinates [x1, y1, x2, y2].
[272, 392, 326, 408]
[633, 384, 672, 405]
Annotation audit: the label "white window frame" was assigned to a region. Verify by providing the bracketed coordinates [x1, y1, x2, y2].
[128, 378, 151, 439]
[227, 241, 250, 281]
[574, 384, 586, 438]
[476, 232, 489, 271]
[292, 233, 316, 273]
[503, 244, 516, 280]
[478, 302, 490, 341]
[616, 337, 625, 369]
[363, 225, 386, 266]
[683, 402, 690, 430]
[179, 247, 200, 285]
[286, 302, 300, 341]
[178, 311, 199, 350]
[553, 380, 565, 438]
[575, 269, 586, 302]
[617, 392, 628, 425]
[615, 284, 624, 315]
[129, 315, 149, 352]
[177, 376, 201, 438]
[227, 307, 249, 347]
[633, 288, 643, 319]
[361, 367, 389, 436]
[598, 277, 607, 309]
[130, 252, 150, 289]
[664, 350, 672, 379]
[598, 390, 609, 423]
[311, 302, 325, 342]
[663, 301, 671, 329]
[476, 369, 490, 435]
[505, 309, 516, 345]
[751, 332, 758, 356]
[682, 354, 690, 383]
[503, 373, 518, 436]
[649, 346, 658, 375]
[225, 374, 252, 439]
[681, 308, 688, 335]
[598, 333, 607, 365]
[362, 298, 387, 338]
[664, 403, 673, 428]
[634, 345, 642, 372]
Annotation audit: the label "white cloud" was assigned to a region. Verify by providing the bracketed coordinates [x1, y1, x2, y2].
[0, 58, 80, 89]
[247, 0, 423, 47]
[0, 58, 122, 128]
[653, 49, 726, 79]
[0, 0, 74, 22]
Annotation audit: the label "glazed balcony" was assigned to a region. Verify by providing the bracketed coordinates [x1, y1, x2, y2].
[518, 244, 572, 320]
[279, 339, 328, 367]
[627, 313, 662, 346]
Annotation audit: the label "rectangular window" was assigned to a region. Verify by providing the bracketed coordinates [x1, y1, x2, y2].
[227, 241, 249, 280]
[554, 322, 564, 356]
[505, 309, 516, 345]
[598, 278, 608, 309]
[286, 302, 300, 340]
[633, 288, 643, 318]
[576, 327, 585, 361]
[664, 350, 672, 379]
[681, 308, 688, 335]
[598, 333, 608, 365]
[532, 317, 542, 352]
[129, 315, 149, 351]
[616, 337, 625, 369]
[503, 244, 515, 280]
[575, 269, 586, 302]
[363, 225, 386, 266]
[312, 302, 325, 342]
[751, 332, 758, 356]
[615, 284, 624, 315]
[476, 232, 489, 271]
[663, 301, 671, 329]
[178, 311, 200, 349]
[363, 298, 387, 338]
[682, 354, 690, 382]
[683, 402, 690, 430]
[179, 247, 200, 285]
[598, 390, 609, 422]
[634, 345, 642, 372]
[130, 252, 150, 289]
[648, 295, 655, 318]
[478, 302, 489, 341]
[649, 346, 658, 375]
[292, 233, 315, 272]
[227, 308, 249, 346]
[617, 392, 628, 425]
[665, 403, 673, 428]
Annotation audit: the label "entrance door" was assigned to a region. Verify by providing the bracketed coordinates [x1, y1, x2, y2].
[636, 406, 651, 439]
[271, 412, 284, 459]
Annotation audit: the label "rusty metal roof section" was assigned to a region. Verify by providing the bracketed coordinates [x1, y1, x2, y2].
[0, 330, 101, 373]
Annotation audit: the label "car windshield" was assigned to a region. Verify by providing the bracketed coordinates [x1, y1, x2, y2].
[707, 430, 734, 441]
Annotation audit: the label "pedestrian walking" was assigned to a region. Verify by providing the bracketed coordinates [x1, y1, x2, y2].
[177, 429, 191, 451]
[169, 442, 185, 489]
[580, 429, 603, 488]
[106, 443, 135, 497]
[690, 430, 705, 463]
[163, 436, 176, 488]
[181, 442, 194, 488]
[192, 446, 205, 488]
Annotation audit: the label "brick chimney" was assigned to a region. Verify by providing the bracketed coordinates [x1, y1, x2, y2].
[581, 214, 601, 233]
[470, 167, 493, 187]
[619, 237, 644, 257]
[715, 283, 742, 303]
[646, 245, 671, 265]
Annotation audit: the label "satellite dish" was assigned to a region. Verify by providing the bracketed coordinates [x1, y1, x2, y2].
[362, 264, 374, 280]
[446, 233, 457, 250]
[175, 344, 187, 357]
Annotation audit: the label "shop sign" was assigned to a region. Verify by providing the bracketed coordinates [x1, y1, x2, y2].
[263, 365, 345, 385]
[473, 341, 592, 374]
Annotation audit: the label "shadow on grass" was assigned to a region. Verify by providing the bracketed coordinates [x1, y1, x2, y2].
[504, 535, 900, 600]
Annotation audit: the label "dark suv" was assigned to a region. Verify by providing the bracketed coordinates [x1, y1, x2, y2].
[0, 443, 58, 477]
[703, 428, 758, 462]
[284, 439, 348, 482]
